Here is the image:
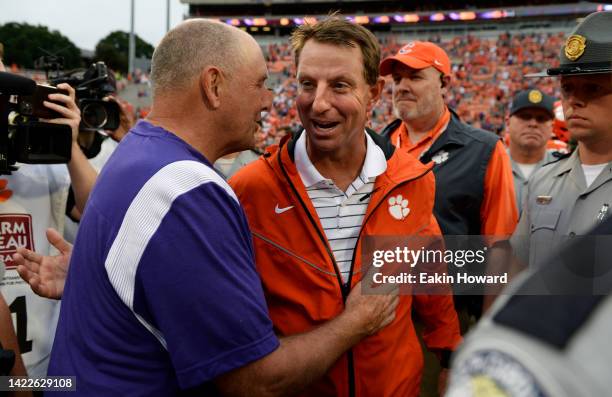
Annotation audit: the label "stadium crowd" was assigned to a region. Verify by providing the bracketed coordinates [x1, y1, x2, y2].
[262, 30, 565, 147]
[3, 29, 567, 150]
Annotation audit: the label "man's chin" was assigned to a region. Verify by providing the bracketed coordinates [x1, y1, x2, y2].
[394, 108, 418, 122]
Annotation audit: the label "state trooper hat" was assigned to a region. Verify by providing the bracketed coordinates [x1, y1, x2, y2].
[509, 89, 555, 117]
[528, 11, 612, 77]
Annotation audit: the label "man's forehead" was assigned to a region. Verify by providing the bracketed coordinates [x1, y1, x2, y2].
[391, 63, 434, 76]
[297, 43, 364, 77]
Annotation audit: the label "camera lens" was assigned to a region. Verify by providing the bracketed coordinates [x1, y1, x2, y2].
[19, 101, 33, 115]
[81, 102, 108, 129]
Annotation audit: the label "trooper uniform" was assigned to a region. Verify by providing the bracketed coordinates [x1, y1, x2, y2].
[448, 216, 612, 397]
[511, 151, 612, 268]
[510, 10, 612, 268]
[448, 11, 612, 397]
[506, 89, 560, 216]
[509, 150, 558, 216]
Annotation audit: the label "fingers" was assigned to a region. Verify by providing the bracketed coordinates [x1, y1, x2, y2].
[15, 262, 35, 283]
[41, 101, 80, 121]
[46, 228, 72, 254]
[372, 295, 399, 332]
[17, 269, 47, 297]
[46, 84, 78, 113]
[55, 83, 76, 101]
[377, 310, 397, 330]
[14, 248, 43, 270]
[42, 84, 80, 137]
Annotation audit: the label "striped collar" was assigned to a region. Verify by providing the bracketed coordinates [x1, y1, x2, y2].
[294, 130, 387, 189]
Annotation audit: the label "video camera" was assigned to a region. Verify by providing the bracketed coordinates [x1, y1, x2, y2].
[47, 60, 120, 132]
[0, 60, 120, 175]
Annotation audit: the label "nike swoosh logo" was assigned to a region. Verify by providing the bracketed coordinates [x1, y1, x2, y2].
[275, 204, 294, 214]
[434, 60, 443, 66]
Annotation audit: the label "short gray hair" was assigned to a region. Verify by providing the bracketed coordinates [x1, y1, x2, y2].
[150, 19, 242, 97]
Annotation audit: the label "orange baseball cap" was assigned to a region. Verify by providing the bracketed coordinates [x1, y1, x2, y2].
[380, 41, 451, 76]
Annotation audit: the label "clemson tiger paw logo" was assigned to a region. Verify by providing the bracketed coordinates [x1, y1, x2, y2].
[431, 150, 450, 165]
[388, 195, 410, 220]
[0, 179, 13, 202]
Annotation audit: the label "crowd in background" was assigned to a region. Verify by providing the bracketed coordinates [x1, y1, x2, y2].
[262, 31, 565, 149]
[4, 29, 567, 152]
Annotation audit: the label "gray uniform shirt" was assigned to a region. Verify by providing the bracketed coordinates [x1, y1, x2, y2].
[511, 149, 612, 268]
[510, 150, 557, 216]
[448, 284, 612, 397]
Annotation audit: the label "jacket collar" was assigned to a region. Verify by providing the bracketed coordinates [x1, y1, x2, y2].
[293, 129, 387, 188]
[430, 109, 470, 147]
[380, 108, 468, 152]
[264, 127, 432, 187]
[286, 127, 396, 162]
[555, 149, 580, 177]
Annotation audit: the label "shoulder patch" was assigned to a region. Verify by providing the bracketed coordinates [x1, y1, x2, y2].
[447, 350, 547, 397]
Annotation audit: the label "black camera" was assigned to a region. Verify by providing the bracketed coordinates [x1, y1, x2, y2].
[0, 71, 73, 175]
[0, 60, 120, 175]
[49, 61, 120, 131]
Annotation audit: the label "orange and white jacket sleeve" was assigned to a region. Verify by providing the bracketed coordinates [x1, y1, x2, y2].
[413, 214, 462, 352]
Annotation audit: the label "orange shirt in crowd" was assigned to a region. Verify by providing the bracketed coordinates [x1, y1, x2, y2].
[389, 107, 518, 238]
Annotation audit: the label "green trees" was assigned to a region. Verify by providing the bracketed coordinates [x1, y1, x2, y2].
[0, 23, 154, 74]
[94, 31, 154, 73]
[0, 22, 81, 69]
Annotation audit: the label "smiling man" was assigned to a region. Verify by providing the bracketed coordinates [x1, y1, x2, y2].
[505, 89, 557, 215]
[510, 10, 612, 269]
[230, 17, 461, 397]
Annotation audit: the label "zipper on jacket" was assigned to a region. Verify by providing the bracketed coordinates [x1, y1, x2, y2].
[345, 168, 433, 295]
[344, 168, 433, 397]
[278, 152, 356, 397]
[279, 151, 432, 397]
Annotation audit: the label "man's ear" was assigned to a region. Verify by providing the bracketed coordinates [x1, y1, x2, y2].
[200, 66, 224, 109]
[367, 77, 386, 112]
[440, 74, 451, 92]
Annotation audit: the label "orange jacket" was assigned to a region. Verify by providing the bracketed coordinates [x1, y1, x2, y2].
[230, 131, 461, 397]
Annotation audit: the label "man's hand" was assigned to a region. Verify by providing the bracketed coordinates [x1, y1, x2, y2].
[104, 96, 135, 142]
[42, 83, 81, 144]
[343, 279, 400, 336]
[14, 228, 72, 300]
[215, 279, 399, 397]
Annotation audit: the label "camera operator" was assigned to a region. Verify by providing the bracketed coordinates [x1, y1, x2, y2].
[63, 95, 134, 242]
[0, 55, 98, 379]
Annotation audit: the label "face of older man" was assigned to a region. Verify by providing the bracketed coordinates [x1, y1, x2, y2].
[391, 63, 447, 125]
[223, 35, 273, 151]
[507, 108, 553, 151]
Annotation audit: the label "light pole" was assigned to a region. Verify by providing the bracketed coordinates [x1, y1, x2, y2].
[128, 0, 136, 78]
[167, 0, 171, 32]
